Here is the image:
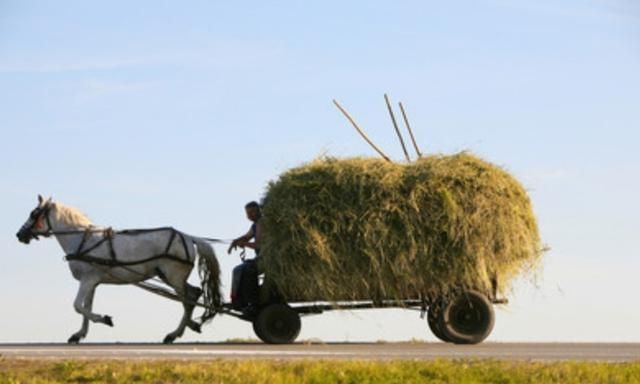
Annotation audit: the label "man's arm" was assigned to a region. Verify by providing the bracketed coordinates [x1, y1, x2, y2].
[241, 222, 261, 250]
[227, 228, 254, 254]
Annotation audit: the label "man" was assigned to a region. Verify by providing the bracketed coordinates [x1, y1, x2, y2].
[228, 201, 262, 312]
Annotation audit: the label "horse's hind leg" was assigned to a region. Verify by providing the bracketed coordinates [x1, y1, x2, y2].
[185, 284, 203, 333]
[162, 266, 198, 344]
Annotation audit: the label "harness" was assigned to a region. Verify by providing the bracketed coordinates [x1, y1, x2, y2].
[21, 203, 227, 322]
[29, 205, 225, 268]
[64, 227, 195, 267]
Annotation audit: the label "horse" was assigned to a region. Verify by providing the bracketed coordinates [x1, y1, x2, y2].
[16, 195, 222, 344]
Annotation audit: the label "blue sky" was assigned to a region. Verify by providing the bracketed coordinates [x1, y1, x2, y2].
[1, 0, 639, 342]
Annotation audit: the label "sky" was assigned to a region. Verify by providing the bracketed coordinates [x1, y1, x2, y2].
[1, 0, 639, 343]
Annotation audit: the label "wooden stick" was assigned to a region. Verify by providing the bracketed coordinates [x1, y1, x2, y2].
[384, 94, 411, 162]
[332, 99, 392, 162]
[398, 102, 423, 158]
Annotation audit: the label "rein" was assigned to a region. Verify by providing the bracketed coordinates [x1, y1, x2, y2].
[35, 207, 228, 242]
[33, 207, 229, 268]
[44, 227, 228, 243]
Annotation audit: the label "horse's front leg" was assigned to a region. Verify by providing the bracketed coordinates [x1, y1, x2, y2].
[68, 280, 113, 344]
[68, 285, 95, 344]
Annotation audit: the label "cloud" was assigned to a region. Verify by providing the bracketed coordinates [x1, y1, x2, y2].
[0, 40, 284, 74]
[486, 0, 640, 21]
[0, 57, 147, 74]
[82, 78, 150, 95]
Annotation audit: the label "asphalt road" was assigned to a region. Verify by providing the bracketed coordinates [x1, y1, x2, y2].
[1, 343, 638, 362]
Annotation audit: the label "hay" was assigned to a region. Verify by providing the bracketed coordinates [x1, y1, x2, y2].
[260, 152, 543, 302]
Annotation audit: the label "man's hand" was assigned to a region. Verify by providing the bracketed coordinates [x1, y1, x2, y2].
[227, 239, 238, 254]
[227, 239, 247, 254]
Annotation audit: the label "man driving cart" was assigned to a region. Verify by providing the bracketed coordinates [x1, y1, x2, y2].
[227, 201, 262, 314]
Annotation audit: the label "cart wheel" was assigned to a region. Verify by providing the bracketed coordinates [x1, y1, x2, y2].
[427, 300, 450, 343]
[253, 304, 301, 344]
[439, 290, 495, 344]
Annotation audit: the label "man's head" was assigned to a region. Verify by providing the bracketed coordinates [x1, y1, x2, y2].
[244, 201, 261, 222]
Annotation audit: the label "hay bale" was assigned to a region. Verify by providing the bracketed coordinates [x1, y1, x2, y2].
[260, 152, 543, 302]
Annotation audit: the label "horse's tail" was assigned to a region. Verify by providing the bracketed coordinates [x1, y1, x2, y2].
[193, 237, 222, 323]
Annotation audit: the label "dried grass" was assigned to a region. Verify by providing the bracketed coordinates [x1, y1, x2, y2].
[260, 152, 543, 302]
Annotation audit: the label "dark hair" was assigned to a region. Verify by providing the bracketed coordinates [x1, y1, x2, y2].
[245, 201, 260, 210]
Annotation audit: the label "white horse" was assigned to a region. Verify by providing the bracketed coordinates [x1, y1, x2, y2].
[16, 195, 222, 344]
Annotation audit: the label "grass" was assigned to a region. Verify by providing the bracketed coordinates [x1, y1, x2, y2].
[1, 358, 639, 384]
[261, 152, 544, 302]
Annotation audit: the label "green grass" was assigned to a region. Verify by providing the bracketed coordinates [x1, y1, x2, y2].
[1, 358, 639, 383]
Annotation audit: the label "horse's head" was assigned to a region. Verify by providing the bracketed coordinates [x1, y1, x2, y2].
[16, 194, 54, 244]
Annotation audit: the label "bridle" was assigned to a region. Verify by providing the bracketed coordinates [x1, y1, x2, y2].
[19, 204, 89, 241]
[21, 204, 54, 241]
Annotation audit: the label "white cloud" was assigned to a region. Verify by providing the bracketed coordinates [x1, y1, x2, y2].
[0, 57, 147, 74]
[81, 78, 150, 95]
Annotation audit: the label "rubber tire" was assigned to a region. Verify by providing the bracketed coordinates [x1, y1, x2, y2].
[439, 290, 495, 345]
[427, 300, 451, 343]
[253, 304, 301, 344]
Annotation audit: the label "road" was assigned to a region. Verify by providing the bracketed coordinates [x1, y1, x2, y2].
[1, 343, 638, 362]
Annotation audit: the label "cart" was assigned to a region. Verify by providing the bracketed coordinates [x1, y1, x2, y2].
[194, 275, 507, 344]
[135, 257, 507, 345]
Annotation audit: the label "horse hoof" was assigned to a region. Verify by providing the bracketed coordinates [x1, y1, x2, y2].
[67, 335, 81, 344]
[103, 316, 114, 327]
[188, 321, 202, 334]
[163, 335, 175, 344]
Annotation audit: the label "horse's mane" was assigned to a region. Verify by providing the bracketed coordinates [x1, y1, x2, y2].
[53, 202, 93, 228]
